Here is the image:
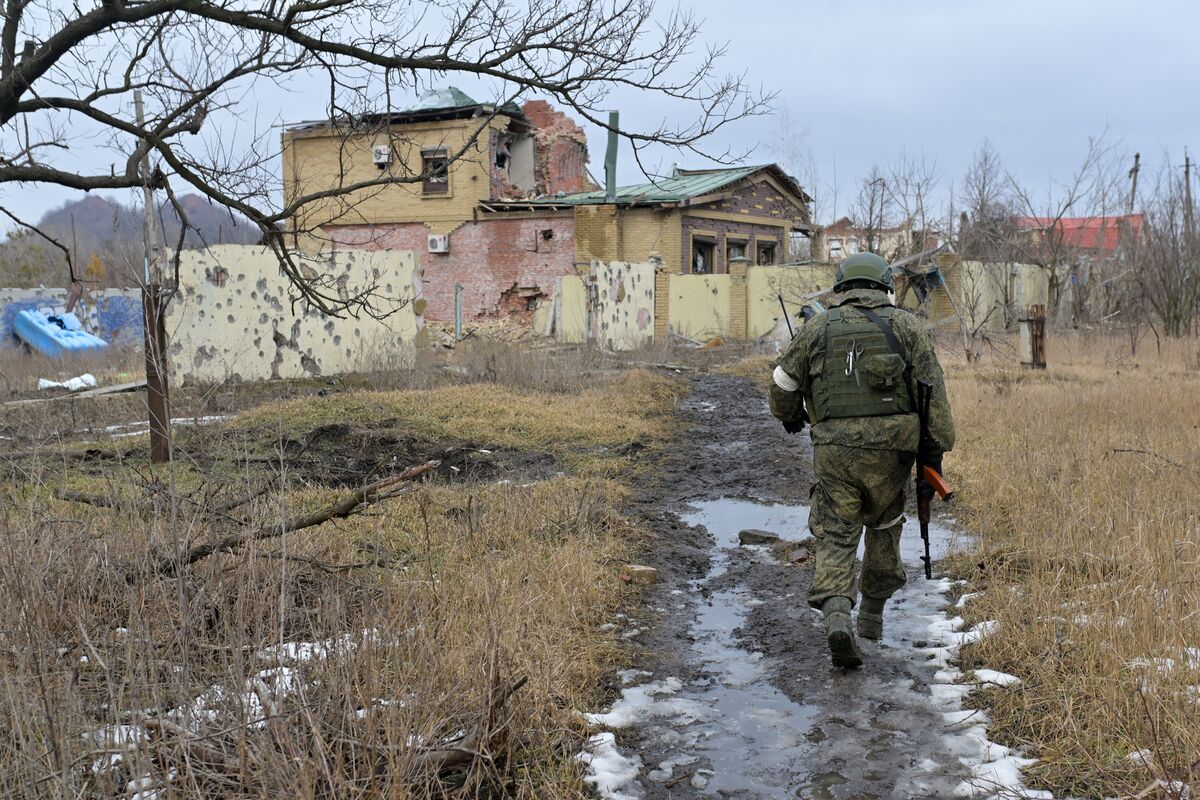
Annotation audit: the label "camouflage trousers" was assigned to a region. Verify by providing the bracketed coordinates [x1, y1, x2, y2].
[807, 445, 915, 609]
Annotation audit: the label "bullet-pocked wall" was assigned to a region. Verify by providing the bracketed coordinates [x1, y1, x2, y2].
[589, 260, 656, 351]
[165, 245, 424, 383]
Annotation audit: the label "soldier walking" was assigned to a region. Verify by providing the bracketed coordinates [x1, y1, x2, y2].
[769, 253, 955, 669]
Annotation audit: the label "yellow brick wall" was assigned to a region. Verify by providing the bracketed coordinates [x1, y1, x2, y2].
[727, 261, 748, 339]
[283, 117, 507, 237]
[654, 266, 671, 340]
[572, 206, 682, 268]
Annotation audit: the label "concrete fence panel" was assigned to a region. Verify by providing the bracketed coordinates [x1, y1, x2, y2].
[668, 274, 732, 340]
[589, 260, 655, 351]
[165, 245, 423, 383]
[745, 264, 836, 338]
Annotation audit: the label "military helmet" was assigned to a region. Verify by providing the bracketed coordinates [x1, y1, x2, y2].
[834, 252, 894, 292]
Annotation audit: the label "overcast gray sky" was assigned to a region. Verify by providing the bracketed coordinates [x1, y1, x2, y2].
[585, 0, 1198, 222]
[8, 0, 1198, 226]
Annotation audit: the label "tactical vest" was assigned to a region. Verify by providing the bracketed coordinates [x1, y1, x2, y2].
[811, 305, 913, 422]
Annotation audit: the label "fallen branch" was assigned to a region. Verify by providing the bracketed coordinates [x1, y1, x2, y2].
[410, 675, 528, 772]
[1111, 448, 1187, 470]
[0, 447, 124, 462]
[52, 488, 123, 509]
[151, 460, 439, 578]
[211, 482, 274, 515]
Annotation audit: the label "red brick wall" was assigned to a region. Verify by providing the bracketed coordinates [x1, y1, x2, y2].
[521, 100, 595, 195]
[327, 214, 576, 321]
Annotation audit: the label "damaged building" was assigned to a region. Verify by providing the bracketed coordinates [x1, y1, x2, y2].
[282, 88, 814, 322]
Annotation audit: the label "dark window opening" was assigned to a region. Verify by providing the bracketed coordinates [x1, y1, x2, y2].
[422, 151, 449, 194]
[757, 240, 777, 266]
[727, 241, 746, 262]
[692, 238, 715, 274]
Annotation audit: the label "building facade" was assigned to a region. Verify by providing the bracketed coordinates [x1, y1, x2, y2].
[283, 89, 814, 321]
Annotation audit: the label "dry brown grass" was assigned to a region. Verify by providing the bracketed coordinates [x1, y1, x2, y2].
[229, 370, 681, 477]
[944, 332, 1200, 798]
[0, 352, 683, 798]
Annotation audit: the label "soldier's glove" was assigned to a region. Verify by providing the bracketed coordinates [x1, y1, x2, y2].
[782, 418, 805, 434]
[782, 404, 809, 435]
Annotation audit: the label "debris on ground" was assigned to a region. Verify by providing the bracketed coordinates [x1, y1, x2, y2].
[786, 547, 811, 564]
[13, 309, 109, 357]
[623, 564, 659, 584]
[37, 373, 98, 392]
[737, 528, 780, 545]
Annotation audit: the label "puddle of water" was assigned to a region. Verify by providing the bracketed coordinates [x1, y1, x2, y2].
[664, 500, 820, 795]
[591, 498, 975, 799]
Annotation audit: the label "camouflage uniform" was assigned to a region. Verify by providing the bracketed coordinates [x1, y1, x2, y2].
[770, 287, 955, 609]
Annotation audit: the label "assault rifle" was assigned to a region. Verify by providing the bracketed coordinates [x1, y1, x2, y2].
[778, 294, 794, 338]
[916, 379, 954, 579]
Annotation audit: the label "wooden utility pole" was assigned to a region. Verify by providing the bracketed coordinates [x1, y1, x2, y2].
[1126, 152, 1140, 217]
[135, 90, 171, 463]
[1184, 150, 1195, 241]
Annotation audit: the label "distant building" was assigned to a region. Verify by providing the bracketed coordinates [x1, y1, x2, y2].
[1012, 214, 1145, 259]
[491, 164, 815, 275]
[282, 88, 814, 321]
[810, 217, 927, 264]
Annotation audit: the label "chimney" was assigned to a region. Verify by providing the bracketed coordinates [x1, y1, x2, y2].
[604, 110, 619, 203]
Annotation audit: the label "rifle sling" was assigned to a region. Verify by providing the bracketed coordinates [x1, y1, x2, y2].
[857, 306, 904, 360]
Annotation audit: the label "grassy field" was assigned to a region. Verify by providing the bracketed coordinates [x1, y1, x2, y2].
[944, 333, 1200, 798]
[0, 345, 684, 799]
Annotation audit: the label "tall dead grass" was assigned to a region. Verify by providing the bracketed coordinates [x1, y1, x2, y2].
[0, 353, 683, 798]
[946, 332, 1200, 798]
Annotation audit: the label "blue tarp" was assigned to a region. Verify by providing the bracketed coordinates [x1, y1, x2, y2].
[12, 309, 109, 357]
[2, 292, 142, 349]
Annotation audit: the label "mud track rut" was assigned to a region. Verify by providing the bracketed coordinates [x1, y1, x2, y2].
[620, 373, 973, 799]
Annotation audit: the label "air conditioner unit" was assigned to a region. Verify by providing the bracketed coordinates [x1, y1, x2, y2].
[427, 234, 450, 254]
[371, 144, 392, 168]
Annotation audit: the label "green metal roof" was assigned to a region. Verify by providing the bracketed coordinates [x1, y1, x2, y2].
[409, 87, 479, 111]
[562, 166, 762, 205]
[546, 164, 812, 207]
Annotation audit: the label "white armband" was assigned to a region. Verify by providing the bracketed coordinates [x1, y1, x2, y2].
[773, 365, 799, 392]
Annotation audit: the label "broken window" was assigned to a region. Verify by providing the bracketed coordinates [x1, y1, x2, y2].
[692, 238, 715, 274]
[495, 136, 512, 170]
[828, 237, 844, 259]
[727, 240, 747, 262]
[756, 240, 777, 266]
[422, 149, 449, 194]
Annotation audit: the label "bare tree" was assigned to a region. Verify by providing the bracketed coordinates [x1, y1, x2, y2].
[0, 0, 769, 314]
[1006, 133, 1124, 325]
[883, 151, 940, 258]
[850, 165, 891, 256]
[1136, 156, 1200, 337]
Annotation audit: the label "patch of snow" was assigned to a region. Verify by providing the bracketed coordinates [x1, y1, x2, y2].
[953, 754, 1040, 798]
[955, 592, 981, 609]
[577, 732, 643, 800]
[584, 677, 709, 729]
[971, 669, 1022, 688]
[1126, 748, 1154, 767]
[617, 669, 652, 685]
[647, 753, 698, 782]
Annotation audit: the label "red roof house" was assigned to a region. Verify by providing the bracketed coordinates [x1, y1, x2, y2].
[1014, 214, 1144, 255]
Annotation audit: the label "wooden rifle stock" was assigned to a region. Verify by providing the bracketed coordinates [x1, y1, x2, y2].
[922, 465, 953, 501]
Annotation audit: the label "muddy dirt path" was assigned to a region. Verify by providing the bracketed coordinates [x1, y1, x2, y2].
[616, 373, 974, 799]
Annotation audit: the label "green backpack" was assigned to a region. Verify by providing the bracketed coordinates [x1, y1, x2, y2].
[811, 305, 913, 422]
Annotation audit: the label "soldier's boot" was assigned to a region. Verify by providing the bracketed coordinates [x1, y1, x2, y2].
[821, 596, 863, 669]
[857, 596, 886, 641]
